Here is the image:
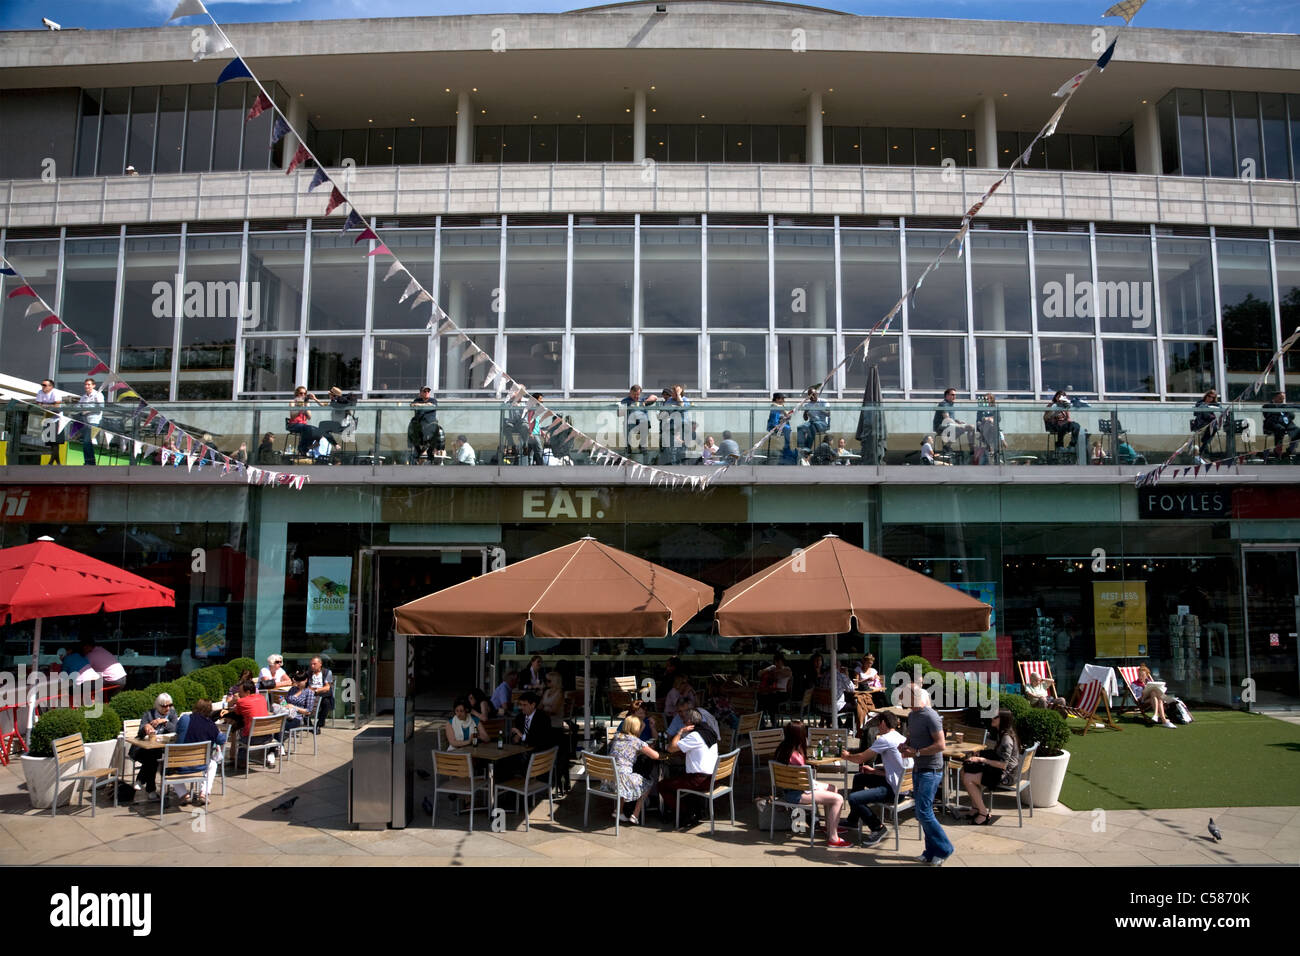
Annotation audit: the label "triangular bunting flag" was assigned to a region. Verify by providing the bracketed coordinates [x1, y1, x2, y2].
[469, 350, 492, 369]
[399, 279, 419, 303]
[308, 167, 329, 192]
[1102, 0, 1146, 24]
[38, 316, 63, 330]
[187, 453, 198, 473]
[1053, 67, 1092, 98]
[410, 290, 432, 309]
[354, 227, 379, 244]
[271, 116, 290, 145]
[133, 440, 143, 459]
[246, 93, 272, 121]
[384, 262, 405, 282]
[1044, 101, 1069, 138]
[0, 266, 15, 276]
[167, 0, 207, 20]
[286, 144, 310, 175]
[88, 362, 110, 375]
[6, 285, 36, 299]
[1096, 39, 1119, 71]
[342, 210, 364, 233]
[216, 57, 253, 86]
[25, 301, 45, 317]
[324, 188, 345, 215]
[368, 244, 392, 257]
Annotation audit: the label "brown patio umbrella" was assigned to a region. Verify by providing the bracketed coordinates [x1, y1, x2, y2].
[716, 534, 990, 719]
[394, 537, 714, 745]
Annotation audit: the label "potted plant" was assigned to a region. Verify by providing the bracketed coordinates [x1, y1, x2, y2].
[1017, 706, 1071, 808]
[21, 708, 89, 809]
[80, 703, 124, 772]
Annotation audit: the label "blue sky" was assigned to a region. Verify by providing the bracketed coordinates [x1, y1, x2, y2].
[1, 0, 1297, 34]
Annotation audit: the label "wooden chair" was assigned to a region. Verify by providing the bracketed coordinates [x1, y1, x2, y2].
[609, 676, 638, 713]
[748, 728, 784, 797]
[238, 714, 285, 777]
[431, 749, 489, 831]
[119, 718, 142, 782]
[872, 770, 918, 851]
[673, 749, 740, 835]
[728, 686, 759, 715]
[981, 742, 1036, 827]
[158, 741, 211, 821]
[581, 752, 625, 835]
[1116, 666, 1150, 716]
[493, 746, 557, 831]
[768, 762, 819, 847]
[51, 733, 120, 818]
[731, 713, 762, 764]
[1063, 681, 1121, 734]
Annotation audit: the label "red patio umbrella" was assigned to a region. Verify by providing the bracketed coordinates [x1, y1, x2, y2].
[0, 536, 176, 671]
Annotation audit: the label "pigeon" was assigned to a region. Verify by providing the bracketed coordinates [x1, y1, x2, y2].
[422, 796, 433, 816]
[1208, 818, 1222, 842]
[416, 769, 430, 780]
[271, 796, 299, 813]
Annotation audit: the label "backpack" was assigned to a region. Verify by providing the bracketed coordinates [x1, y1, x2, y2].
[1168, 697, 1193, 724]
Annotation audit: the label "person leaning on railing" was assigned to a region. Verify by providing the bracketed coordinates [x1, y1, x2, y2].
[1262, 391, 1299, 457]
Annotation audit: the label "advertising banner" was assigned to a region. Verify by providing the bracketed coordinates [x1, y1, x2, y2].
[307, 556, 352, 634]
[194, 605, 228, 659]
[1093, 580, 1147, 657]
[942, 581, 998, 661]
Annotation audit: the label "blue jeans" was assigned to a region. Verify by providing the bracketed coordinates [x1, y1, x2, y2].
[912, 768, 953, 861]
[846, 783, 892, 831]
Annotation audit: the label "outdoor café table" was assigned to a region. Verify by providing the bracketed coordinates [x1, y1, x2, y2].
[808, 753, 854, 790]
[464, 741, 531, 811]
[940, 740, 984, 814]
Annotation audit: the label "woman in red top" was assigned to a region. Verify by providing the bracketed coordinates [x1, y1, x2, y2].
[287, 386, 324, 456]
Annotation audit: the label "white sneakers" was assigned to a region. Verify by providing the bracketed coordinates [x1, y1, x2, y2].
[1163, 720, 1176, 729]
[266, 752, 277, 767]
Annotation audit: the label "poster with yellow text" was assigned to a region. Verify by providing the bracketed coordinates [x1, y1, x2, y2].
[1093, 581, 1147, 657]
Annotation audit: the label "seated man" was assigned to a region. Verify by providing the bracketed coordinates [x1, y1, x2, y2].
[810, 435, 837, 465]
[1023, 672, 1067, 714]
[797, 387, 830, 451]
[232, 679, 278, 766]
[1044, 390, 1082, 451]
[510, 692, 557, 749]
[932, 388, 977, 451]
[453, 434, 477, 465]
[659, 708, 719, 828]
[839, 712, 912, 847]
[717, 431, 741, 463]
[491, 669, 519, 715]
[1263, 391, 1300, 457]
[666, 697, 719, 737]
[307, 656, 334, 732]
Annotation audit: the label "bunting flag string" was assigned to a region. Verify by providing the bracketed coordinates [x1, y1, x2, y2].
[154, 0, 1146, 492]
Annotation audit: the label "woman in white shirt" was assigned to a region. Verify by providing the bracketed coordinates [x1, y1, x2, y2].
[445, 699, 489, 749]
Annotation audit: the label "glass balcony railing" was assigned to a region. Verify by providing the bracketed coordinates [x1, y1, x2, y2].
[3, 399, 1296, 470]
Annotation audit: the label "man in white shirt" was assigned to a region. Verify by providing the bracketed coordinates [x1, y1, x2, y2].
[77, 378, 104, 466]
[259, 654, 291, 688]
[840, 711, 913, 846]
[660, 708, 719, 828]
[454, 434, 476, 465]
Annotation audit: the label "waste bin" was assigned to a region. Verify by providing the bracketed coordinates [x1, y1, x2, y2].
[349, 726, 392, 830]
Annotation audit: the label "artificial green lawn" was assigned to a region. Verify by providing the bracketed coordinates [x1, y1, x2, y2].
[1058, 710, 1300, 811]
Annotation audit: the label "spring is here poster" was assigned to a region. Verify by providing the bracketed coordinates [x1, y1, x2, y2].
[307, 556, 352, 633]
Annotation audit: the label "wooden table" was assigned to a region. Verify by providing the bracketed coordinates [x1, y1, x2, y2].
[941, 740, 984, 813]
[461, 741, 530, 810]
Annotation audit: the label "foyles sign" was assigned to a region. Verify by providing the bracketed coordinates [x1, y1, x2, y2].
[1138, 488, 1232, 519]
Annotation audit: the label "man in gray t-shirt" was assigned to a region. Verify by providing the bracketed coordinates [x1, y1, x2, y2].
[899, 683, 953, 864]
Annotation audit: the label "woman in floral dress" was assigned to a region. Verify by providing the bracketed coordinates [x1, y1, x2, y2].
[605, 714, 660, 824]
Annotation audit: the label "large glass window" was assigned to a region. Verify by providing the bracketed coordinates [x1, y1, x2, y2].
[0, 239, 58, 383]
[184, 84, 214, 173]
[774, 229, 835, 330]
[439, 332, 495, 393]
[1217, 239, 1275, 395]
[970, 231, 1031, 333]
[906, 230, 966, 332]
[1165, 341, 1216, 395]
[1205, 90, 1234, 178]
[1040, 338, 1096, 395]
[709, 333, 765, 391]
[1158, 237, 1216, 336]
[212, 83, 244, 172]
[1232, 92, 1261, 180]
[1096, 234, 1155, 334]
[975, 337, 1033, 395]
[841, 229, 901, 331]
[372, 231, 435, 330]
[155, 85, 186, 175]
[76, 90, 102, 177]
[97, 88, 129, 176]
[641, 227, 701, 328]
[504, 228, 566, 329]
[506, 334, 564, 391]
[1274, 240, 1300, 400]
[439, 227, 501, 330]
[1260, 93, 1290, 180]
[1177, 89, 1207, 178]
[307, 231, 368, 331]
[1034, 232, 1093, 335]
[643, 334, 698, 389]
[247, 232, 305, 334]
[308, 336, 362, 391]
[58, 236, 120, 384]
[241, 87, 275, 171]
[1103, 339, 1156, 395]
[571, 228, 633, 328]
[179, 232, 241, 400]
[910, 336, 966, 393]
[126, 87, 158, 175]
[243, 337, 297, 393]
[708, 228, 768, 329]
[371, 336, 427, 393]
[844, 334, 902, 392]
[778, 334, 834, 392]
[117, 235, 180, 400]
[573, 335, 631, 391]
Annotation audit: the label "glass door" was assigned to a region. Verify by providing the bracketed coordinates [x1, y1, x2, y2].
[351, 548, 379, 727]
[1242, 548, 1300, 708]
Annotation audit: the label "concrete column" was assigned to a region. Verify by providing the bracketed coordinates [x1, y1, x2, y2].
[811, 278, 830, 378]
[975, 96, 998, 170]
[980, 282, 1008, 390]
[282, 96, 309, 171]
[456, 92, 473, 165]
[806, 92, 824, 165]
[445, 280, 467, 388]
[1133, 101, 1162, 175]
[252, 520, 287, 664]
[633, 89, 647, 163]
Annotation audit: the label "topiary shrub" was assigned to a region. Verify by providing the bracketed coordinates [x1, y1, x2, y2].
[189, 667, 226, 701]
[176, 677, 207, 710]
[108, 690, 154, 725]
[1000, 692, 1032, 721]
[143, 681, 189, 713]
[217, 664, 241, 689]
[28, 708, 89, 758]
[1016, 706, 1070, 757]
[894, 655, 941, 682]
[82, 703, 123, 743]
[228, 657, 259, 679]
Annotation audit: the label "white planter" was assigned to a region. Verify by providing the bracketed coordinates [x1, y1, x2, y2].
[1028, 748, 1071, 808]
[20, 754, 79, 810]
[83, 738, 121, 773]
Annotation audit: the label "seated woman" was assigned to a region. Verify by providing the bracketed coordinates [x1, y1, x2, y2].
[281, 672, 317, 732]
[757, 652, 793, 725]
[466, 687, 495, 722]
[132, 692, 179, 793]
[960, 708, 1021, 826]
[540, 671, 574, 791]
[662, 674, 696, 716]
[618, 698, 657, 742]
[168, 698, 227, 808]
[604, 715, 660, 825]
[1023, 672, 1067, 714]
[1133, 663, 1176, 729]
[853, 652, 888, 709]
[444, 698, 489, 749]
[773, 721, 849, 848]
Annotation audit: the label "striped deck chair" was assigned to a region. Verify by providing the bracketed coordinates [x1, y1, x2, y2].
[1017, 660, 1059, 696]
[1116, 666, 1150, 716]
[1062, 680, 1120, 735]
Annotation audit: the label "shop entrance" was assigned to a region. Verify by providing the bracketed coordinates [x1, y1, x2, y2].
[353, 547, 490, 723]
[1242, 547, 1300, 709]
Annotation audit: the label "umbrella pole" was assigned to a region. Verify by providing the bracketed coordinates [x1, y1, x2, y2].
[30, 617, 41, 675]
[583, 639, 592, 750]
[828, 633, 838, 728]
